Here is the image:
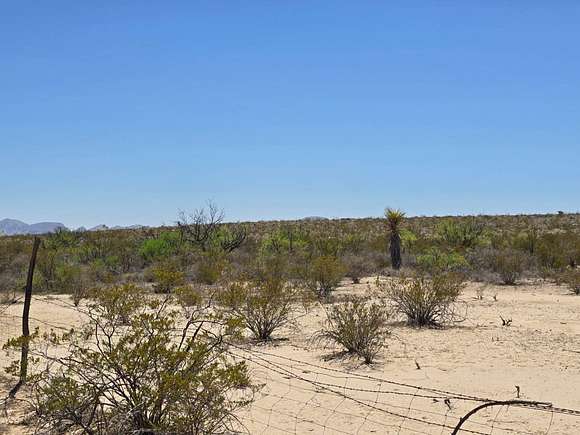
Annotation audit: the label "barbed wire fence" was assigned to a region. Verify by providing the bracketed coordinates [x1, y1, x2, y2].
[1, 296, 580, 434]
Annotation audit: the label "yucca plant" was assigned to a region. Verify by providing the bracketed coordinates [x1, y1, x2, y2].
[385, 208, 405, 270]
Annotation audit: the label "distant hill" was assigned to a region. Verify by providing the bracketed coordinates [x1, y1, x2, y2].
[0, 219, 67, 235]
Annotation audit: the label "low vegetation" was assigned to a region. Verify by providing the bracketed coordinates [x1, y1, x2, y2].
[4, 284, 255, 433]
[2, 208, 580, 430]
[316, 298, 390, 364]
[379, 272, 465, 327]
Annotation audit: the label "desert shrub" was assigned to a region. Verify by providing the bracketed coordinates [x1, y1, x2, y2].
[535, 232, 578, 271]
[220, 272, 306, 341]
[151, 261, 186, 293]
[260, 226, 309, 255]
[90, 283, 146, 324]
[491, 249, 527, 285]
[416, 248, 468, 274]
[561, 269, 580, 295]
[380, 273, 465, 327]
[6, 284, 254, 433]
[437, 218, 485, 249]
[139, 231, 180, 263]
[316, 298, 390, 364]
[52, 263, 90, 305]
[196, 251, 228, 285]
[343, 253, 371, 284]
[306, 255, 346, 299]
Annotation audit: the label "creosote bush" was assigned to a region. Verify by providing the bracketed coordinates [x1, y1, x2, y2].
[6, 284, 255, 434]
[220, 276, 306, 341]
[151, 261, 186, 293]
[380, 273, 465, 327]
[561, 268, 580, 295]
[491, 249, 527, 285]
[306, 255, 346, 299]
[316, 298, 390, 364]
[196, 251, 228, 285]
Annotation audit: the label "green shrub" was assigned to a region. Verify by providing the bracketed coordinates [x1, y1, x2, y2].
[220, 275, 306, 341]
[316, 298, 390, 364]
[380, 273, 465, 327]
[343, 253, 371, 284]
[139, 231, 180, 263]
[416, 248, 468, 273]
[561, 269, 580, 295]
[306, 255, 346, 298]
[152, 262, 186, 294]
[196, 251, 228, 285]
[491, 249, 527, 285]
[437, 218, 485, 249]
[7, 285, 254, 433]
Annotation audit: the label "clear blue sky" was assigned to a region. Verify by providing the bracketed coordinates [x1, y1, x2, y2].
[2, 2, 579, 228]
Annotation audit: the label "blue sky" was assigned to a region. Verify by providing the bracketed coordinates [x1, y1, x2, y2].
[2, 2, 579, 228]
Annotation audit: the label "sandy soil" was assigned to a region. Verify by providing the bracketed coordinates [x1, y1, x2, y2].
[1, 279, 579, 434]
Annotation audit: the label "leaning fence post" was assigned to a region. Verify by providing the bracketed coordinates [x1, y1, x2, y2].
[9, 236, 41, 398]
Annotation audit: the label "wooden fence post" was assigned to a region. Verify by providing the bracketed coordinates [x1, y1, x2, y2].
[9, 236, 41, 398]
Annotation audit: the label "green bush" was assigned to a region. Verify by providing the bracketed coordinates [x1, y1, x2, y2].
[380, 273, 465, 327]
[561, 269, 580, 295]
[437, 218, 485, 249]
[220, 274, 306, 341]
[416, 248, 468, 273]
[316, 298, 390, 364]
[306, 255, 346, 298]
[491, 249, 527, 285]
[151, 262, 186, 294]
[139, 231, 180, 263]
[196, 251, 228, 285]
[7, 285, 254, 433]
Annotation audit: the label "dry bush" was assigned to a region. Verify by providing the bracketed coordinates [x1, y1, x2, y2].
[315, 298, 390, 364]
[380, 273, 465, 327]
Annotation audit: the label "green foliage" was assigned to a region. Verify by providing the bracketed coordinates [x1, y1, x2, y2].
[196, 251, 229, 285]
[437, 218, 485, 249]
[380, 273, 465, 327]
[316, 298, 390, 364]
[416, 248, 468, 273]
[151, 261, 186, 294]
[342, 253, 372, 284]
[491, 249, 527, 285]
[561, 269, 580, 295]
[139, 231, 180, 263]
[306, 255, 346, 299]
[385, 208, 405, 270]
[16, 285, 254, 433]
[260, 227, 309, 255]
[220, 261, 307, 341]
[536, 232, 580, 271]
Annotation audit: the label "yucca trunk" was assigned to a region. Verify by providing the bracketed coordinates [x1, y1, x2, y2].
[390, 232, 402, 270]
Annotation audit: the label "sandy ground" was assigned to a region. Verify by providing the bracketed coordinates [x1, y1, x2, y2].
[1, 279, 579, 434]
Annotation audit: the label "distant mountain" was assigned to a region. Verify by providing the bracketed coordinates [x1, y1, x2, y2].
[0, 219, 67, 235]
[301, 216, 329, 221]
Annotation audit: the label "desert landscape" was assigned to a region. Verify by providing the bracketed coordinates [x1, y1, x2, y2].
[1, 212, 579, 434]
[3, 3, 580, 434]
